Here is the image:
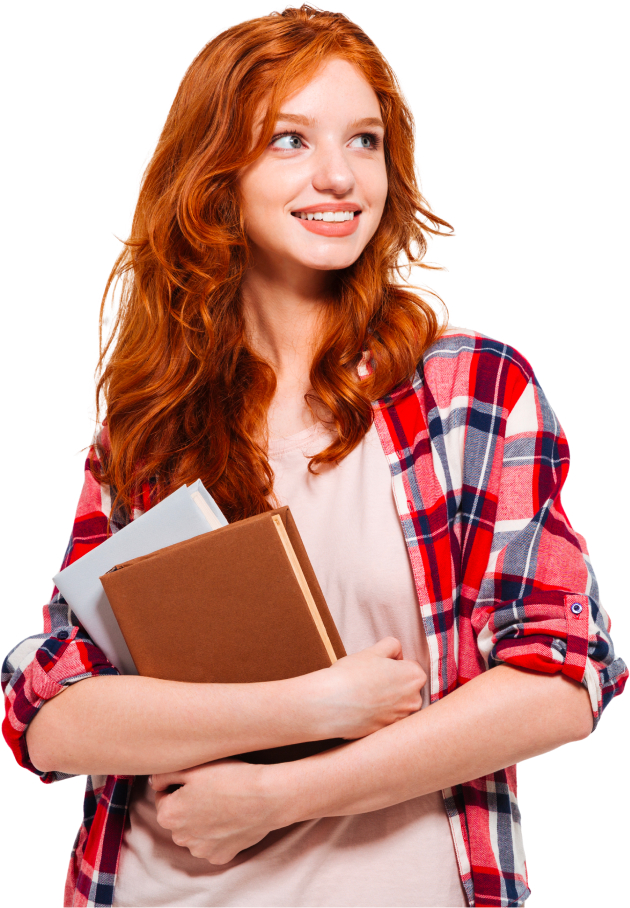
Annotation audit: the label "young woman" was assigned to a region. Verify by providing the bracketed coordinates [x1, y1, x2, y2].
[3, 6, 626, 908]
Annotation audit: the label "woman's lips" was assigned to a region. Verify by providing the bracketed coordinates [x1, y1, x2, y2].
[294, 213, 361, 237]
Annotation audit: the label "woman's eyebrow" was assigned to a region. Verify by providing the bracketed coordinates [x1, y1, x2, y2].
[275, 113, 316, 127]
[348, 117, 385, 130]
[273, 114, 385, 130]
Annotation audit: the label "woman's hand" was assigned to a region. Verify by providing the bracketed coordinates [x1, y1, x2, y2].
[314, 636, 426, 740]
[148, 637, 425, 862]
[151, 759, 283, 864]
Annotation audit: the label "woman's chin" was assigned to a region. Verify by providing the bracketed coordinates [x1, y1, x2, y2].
[295, 247, 363, 273]
[307, 259, 358, 272]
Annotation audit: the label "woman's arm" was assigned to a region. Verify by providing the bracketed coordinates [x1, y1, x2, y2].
[8, 440, 426, 780]
[148, 662, 593, 865]
[271, 663, 593, 822]
[26, 636, 426, 776]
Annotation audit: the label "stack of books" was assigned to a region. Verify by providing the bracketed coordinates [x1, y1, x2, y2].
[54, 482, 346, 763]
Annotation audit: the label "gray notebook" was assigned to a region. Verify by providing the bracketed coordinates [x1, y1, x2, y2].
[54, 481, 227, 674]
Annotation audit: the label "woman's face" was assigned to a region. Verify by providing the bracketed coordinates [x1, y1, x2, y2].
[239, 57, 388, 280]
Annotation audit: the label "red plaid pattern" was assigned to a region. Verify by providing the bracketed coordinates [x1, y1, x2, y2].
[3, 328, 626, 907]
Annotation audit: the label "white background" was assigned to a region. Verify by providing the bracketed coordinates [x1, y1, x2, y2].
[1, 1, 628, 905]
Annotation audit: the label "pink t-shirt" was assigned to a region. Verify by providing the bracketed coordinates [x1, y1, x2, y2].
[113, 422, 467, 907]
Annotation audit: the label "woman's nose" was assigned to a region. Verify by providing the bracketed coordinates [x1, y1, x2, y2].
[310, 144, 355, 196]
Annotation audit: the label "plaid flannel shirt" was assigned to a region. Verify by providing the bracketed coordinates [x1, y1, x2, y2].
[3, 327, 627, 907]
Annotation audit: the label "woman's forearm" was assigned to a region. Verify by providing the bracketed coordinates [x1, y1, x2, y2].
[26, 671, 331, 776]
[270, 664, 594, 825]
[25, 636, 428, 777]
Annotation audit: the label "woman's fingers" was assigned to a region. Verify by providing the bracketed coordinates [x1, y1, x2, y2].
[151, 758, 242, 793]
[154, 789, 170, 814]
[150, 770, 186, 791]
[367, 636, 404, 660]
[322, 636, 427, 740]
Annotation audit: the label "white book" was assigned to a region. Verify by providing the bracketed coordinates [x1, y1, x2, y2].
[54, 480, 227, 674]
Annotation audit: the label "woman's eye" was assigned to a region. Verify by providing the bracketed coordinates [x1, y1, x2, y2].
[349, 133, 379, 150]
[271, 134, 304, 150]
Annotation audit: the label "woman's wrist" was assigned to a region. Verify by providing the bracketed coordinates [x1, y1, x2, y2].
[260, 757, 317, 828]
[280, 668, 334, 744]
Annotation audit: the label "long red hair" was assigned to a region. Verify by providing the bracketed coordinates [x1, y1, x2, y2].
[95, 5, 453, 521]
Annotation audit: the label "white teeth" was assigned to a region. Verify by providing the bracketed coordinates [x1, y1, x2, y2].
[296, 210, 357, 221]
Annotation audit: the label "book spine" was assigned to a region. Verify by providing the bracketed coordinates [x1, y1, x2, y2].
[271, 515, 337, 664]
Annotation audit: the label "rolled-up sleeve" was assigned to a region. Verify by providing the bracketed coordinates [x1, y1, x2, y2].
[1, 445, 120, 782]
[471, 375, 627, 727]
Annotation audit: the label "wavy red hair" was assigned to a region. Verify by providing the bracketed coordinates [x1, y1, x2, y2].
[95, 5, 453, 521]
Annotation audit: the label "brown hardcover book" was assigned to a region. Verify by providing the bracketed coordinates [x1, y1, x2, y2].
[99, 506, 347, 764]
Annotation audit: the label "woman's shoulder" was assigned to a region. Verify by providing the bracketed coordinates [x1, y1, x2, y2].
[73, 422, 133, 541]
[421, 325, 538, 412]
[426, 325, 535, 376]
[86, 421, 150, 530]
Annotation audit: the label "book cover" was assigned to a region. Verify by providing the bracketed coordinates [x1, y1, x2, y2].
[54, 480, 227, 674]
[100, 506, 347, 763]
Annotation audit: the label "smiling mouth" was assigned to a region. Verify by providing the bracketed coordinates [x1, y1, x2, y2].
[291, 210, 360, 222]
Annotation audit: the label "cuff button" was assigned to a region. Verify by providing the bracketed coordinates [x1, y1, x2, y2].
[57, 630, 69, 640]
[570, 602, 583, 615]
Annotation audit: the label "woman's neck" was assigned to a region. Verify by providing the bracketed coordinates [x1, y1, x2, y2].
[240, 260, 334, 438]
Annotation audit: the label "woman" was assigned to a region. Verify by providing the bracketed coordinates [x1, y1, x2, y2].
[2, 5, 626, 908]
